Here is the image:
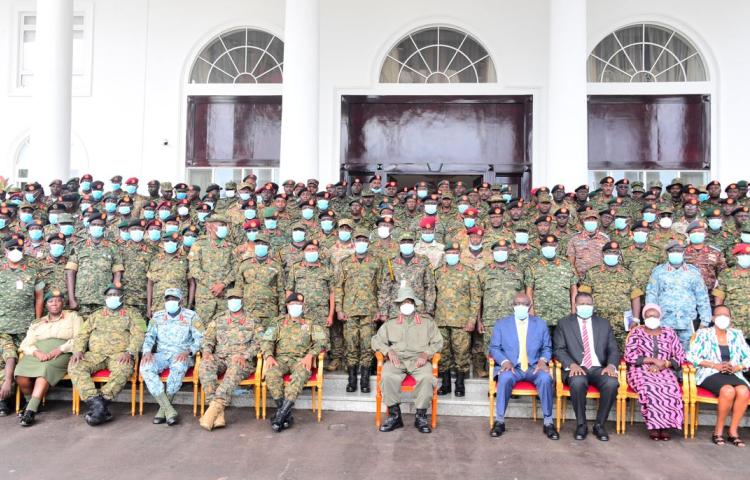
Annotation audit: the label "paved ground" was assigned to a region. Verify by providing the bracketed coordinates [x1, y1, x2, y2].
[1, 402, 747, 480]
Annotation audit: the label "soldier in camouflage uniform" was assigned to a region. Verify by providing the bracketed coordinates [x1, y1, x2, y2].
[198, 288, 262, 431]
[335, 229, 383, 393]
[234, 234, 285, 328]
[147, 232, 192, 317]
[434, 242, 481, 396]
[140, 288, 202, 425]
[414, 217, 445, 268]
[260, 208, 290, 251]
[36, 233, 69, 299]
[119, 219, 152, 317]
[280, 222, 311, 273]
[525, 235, 578, 327]
[285, 239, 335, 329]
[68, 285, 145, 425]
[378, 230, 436, 319]
[622, 221, 664, 293]
[684, 220, 727, 293]
[566, 207, 609, 277]
[262, 293, 329, 432]
[510, 227, 538, 272]
[579, 241, 643, 348]
[371, 216, 400, 261]
[713, 243, 750, 337]
[704, 208, 735, 256]
[65, 212, 124, 316]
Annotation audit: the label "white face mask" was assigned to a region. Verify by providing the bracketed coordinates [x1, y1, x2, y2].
[399, 302, 415, 316]
[377, 226, 391, 239]
[643, 316, 661, 330]
[714, 315, 731, 330]
[6, 249, 23, 263]
[288, 304, 303, 318]
[659, 217, 673, 229]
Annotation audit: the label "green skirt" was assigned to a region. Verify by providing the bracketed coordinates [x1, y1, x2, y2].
[15, 338, 71, 386]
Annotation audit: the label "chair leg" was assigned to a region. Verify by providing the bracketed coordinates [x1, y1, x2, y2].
[200, 387, 205, 416]
[254, 385, 260, 419]
[532, 396, 537, 422]
[683, 402, 689, 439]
[630, 399, 635, 425]
[432, 388, 437, 429]
[489, 392, 494, 428]
[261, 384, 266, 420]
[317, 386, 322, 422]
[131, 379, 136, 416]
[375, 391, 382, 427]
[15, 386, 20, 413]
[139, 380, 144, 416]
[555, 396, 561, 431]
[692, 402, 699, 439]
[193, 383, 198, 417]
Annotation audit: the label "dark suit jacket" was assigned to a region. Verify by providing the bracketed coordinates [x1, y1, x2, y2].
[553, 314, 620, 369]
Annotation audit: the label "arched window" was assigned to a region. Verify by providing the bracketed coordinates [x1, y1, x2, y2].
[588, 23, 707, 82]
[189, 28, 284, 84]
[380, 26, 496, 83]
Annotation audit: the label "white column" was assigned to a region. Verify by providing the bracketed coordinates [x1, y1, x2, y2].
[31, 0, 73, 187]
[279, 0, 320, 182]
[546, 0, 588, 188]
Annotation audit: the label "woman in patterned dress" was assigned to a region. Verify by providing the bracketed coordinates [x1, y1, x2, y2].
[624, 303, 686, 440]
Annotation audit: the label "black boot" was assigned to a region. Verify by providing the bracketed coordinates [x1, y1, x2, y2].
[454, 372, 466, 397]
[414, 409, 432, 433]
[100, 397, 113, 423]
[19, 410, 35, 427]
[346, 366, 358, 393]
[272, 399, 294, 432]
[360, 366, 371, 393]
[85, 396, 107, 426]
[0, 399, 11, 416]
[437, 371, 452, 396]
[379, 404, 403, 432]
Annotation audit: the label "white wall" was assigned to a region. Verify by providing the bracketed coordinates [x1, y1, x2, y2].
[1, 0, 748, 189]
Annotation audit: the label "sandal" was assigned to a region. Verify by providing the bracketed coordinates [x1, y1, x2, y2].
[712, 434, 725, 445]
[649, 430, 661, 441]
[727, 436, 745, 447]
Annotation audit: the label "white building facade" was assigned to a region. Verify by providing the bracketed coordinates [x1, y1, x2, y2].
[0, 0, 747, 193]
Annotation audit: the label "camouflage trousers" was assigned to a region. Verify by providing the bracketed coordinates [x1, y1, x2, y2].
[265, 356, 312, 401]
[329, 317, 345, 365]
[139, 352, 191, 397]
[69, 352, 134, 401]
[438, 327, 471, 374]
[471, 330, 486, 374]
[481, 321, 497, 354]
[381, 358, 436, 409]
[194, 291, 222, 327]
[306, 306, 332, 346]
[0, 334, 20, 391]
[343, 315, 374, 367]
[198, 353, 255, 405]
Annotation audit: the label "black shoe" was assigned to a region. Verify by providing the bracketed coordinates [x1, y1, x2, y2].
[543, 424, 559, 440]
[0, 399, 11, 416]
[272, 400, 294, 432]
[19, 410, 35, 427]
[152, 415, 166, 425]
[379, 404, 403, 432]
[454, 372, 465, 397]
[490, 421, 505, 437]
[166, 414, 179, 426]
[437, 371, 452, 396]
[593, 423, 609, 441]
[359, 366, 371, 393]
[346, 366, 358, 393]
[101, 398, 113, 423]
[85, 396, 107, 426]
[414, 409, 431, 433]
[574, 424, 588, 441]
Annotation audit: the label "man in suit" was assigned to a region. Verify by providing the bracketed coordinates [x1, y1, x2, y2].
[553, 292, 620, 441]
[489, 292, 559, 440]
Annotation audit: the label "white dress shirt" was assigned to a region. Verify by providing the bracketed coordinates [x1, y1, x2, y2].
[577, 316, 601, 367]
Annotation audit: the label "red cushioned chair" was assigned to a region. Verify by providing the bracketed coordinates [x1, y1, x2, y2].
[200, 354, 262, 419]
[139, 353, 201, 417]
[261, 352, 324, 422]
[554, 360, 623, 431]
[488, 358, 544, 427]
[73, 355, 139, 416]
[374, 351, 441, 429]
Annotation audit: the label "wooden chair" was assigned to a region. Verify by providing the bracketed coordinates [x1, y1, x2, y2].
[200, 354, 263, 419]
[139, 353, 201, 417]
[261, 352, 324, 422]
[554, 360, 623, 431]
[374, 351, 441, 429]
[73, 354, 139, 416]
[15, 374, 76, 414]
[488, 358, 544, 428]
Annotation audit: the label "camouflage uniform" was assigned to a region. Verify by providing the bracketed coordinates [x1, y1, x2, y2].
[234, 255, 285, 327]
[510, 244, 538, 272]
[622, 243, 664, 293]
[684, 244, 727, 293]
[120, 242, 152, 316]
[262, 315, 328, 401]
[147, 251, 190, 306]
[65, 239, 124, 315]
[580, 265, 643, 347]
[187, 237, 234, 325]
[566, 231, 609, 277]
[199, 310, 262, 405]
[370, 237, 399, 263]
[35, 254, 69, 300]
[378, 254, 436, 319]
[285, 260, 334, 327]
[0, 333, 20, 388]
[713, 266, 750, 336]
[478, 262, 525, 352]
[0, 260, 43, 337]
[69, 306, 146, 401]
[325, 239, 356, 369]
[414, 239, 445, 269]
[524, 258, 578, 326]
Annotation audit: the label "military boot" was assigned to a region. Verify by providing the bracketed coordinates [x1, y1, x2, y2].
[379, 404, 403, 432]
[152, 406, 166, 424]
[0, 399, 11, 416]
[272, 398, 293, 429]
[437, 371, 452, 396]
[100, 397, 114, 423]
[155, 393, 179, 426]
[272, 399, 295, 432]
[214, 410, 226, 429]
[346, 366, 358, 393]
[199, 398, 225, 431]
[359, 366, 371, 393]
[325, 357, 341, 372]
[85, 395, 107, 426]
[414, 409, 432, 433]
[454, 372, 466, 397]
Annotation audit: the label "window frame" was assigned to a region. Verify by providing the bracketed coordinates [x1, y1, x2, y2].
[186, 166, 279, 195]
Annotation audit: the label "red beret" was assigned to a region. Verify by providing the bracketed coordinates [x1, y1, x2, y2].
[419, 217, 435, 229]
[467, 227, 484, 236]
[125, 177, 139, 185]
[732, 243, 750, 256]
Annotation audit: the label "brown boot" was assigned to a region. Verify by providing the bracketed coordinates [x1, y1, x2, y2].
[214, 410, 226, 429]
[325, 358, 341, 372]
[199, 399, 225, 431]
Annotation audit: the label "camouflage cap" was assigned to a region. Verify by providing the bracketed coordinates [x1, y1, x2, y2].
[160, 182, 173, 191]
[206, 214, 228, 223]
[286, 292, 305, 303]
[353, 228, 370, 239]
[393, 286, 422, 306]
[225, 287, 243, 299]
[338, 218, 354, 229]
[163, 287, 183, 299]
[686, 220, 706, 233]
[225, 181, 237, 190]
[396, 230, 416, 242]
[665, 239, 686, 251]
[255, 232, 270, 244]
[648, 180, 663, 189]
[631, 181, 645, 193]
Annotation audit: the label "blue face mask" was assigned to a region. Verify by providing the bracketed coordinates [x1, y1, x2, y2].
[698, 193, 709, 202]
[163, 241, 178, 254]
[614, 218, 628, 230]
[458, 204, 469, 214]
[89, 225, 104, 238]
[708, 218, 722, 231]
[239, 193, 251, 201]
[254, 244, 269, 258]
[19, 212, 33, 224]
[737, 255, 750, 269]
[49, 243, 65, 258]
[424, 204, 438, 215]
[204, 202, 214, 210]
[513, 305, 530, 320]
[541, 246, 557, 259]
[60, 224, 74, 236]
[111, 183, 121, 192]
[292, 231, 306, 243]
[148, 230, 162, 241]
[92, 191, 104, 201]
[227, 298, 243, 313]
[493, 250, 508, 263]
[165, 224, 179, 234]
[603, 254, 619, 267]
[338, 230, 352, 242]
[371, 187, 382, 194]
[80, 181, 92, 191]
[0, 219, 6, 230]
[355, 241, 368, 254]
[515, 232, 529, 245]
[463, 218, 476, 228]
[668, 252, 684, 265]
[158, 210, 171, 221]
[104, 202, 117, 213]
[633, 231, 648, 244]
[119, 231, 131, 242]
[175, 192, 187, 200]
[400, 243, 415, 256]
[182, 235, 196, 247]
[643, 212, 657, 223]
[215, 225, 228, 239]
[246, 231, 259, 242]
[689, 232, 705, 244]
[118, 206, 131, 215]
[304, 251, 319, 263]
[469, 243, 482, 251]
[417, 189, 428, 199]
[584, 220, 598, 232]
[105, 295, 122, 310]
[29, 229, 43, 242]
[143, 210, 155, 220]
[244, 209, 257, 220]
[130, 230, 144, 242]
[165, 300, 180, 314]
[301, 209, 314, 220]
[320, 220, 334, 233]
[125, 185, 137, 195]
[24, 193, 36, 203]
[83, 218, 90, 228]
[445, 253, 460, 266]
[48, 213, 59, 225]
[576, 305, 594, 319]
[264, 219, 277, 230]
[502, 194, 512, 202]
[317, 200, 329, 211]
[256, 195, 264, 204]
[197, 212, 209, 222]
[421, 233, 434, 243]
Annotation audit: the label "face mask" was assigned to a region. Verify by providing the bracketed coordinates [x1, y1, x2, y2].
[175, 206, 188, 217]
[158, 210, 170, 221]
[243, 209, 256, 220]
[737, 254, 750, 269]
[445, 253, 459, 266]
[457, 205, 469, 215]
[119, 231, 131, 242]
[83, 218, 90, 228]
[698, 193, 709, 202]
[246, 230, 259, 242]
[301, 209, 314, 220]
[633, 231, 648, 244]
[111, 183, 121, 192]
[175, 192, 187, 200]
[20, 212, 33, 224]
[469, 243, 482, 251]
[165, 224, 179, 234]
[165, 300, 180, 314]
[183, 235, 196, 247]
[400, 243, 415, 256]
[254, 244, 269, 257]
[614, 218, 627, 230]
[317, 200, 329, 210]
[239, 193, 251, 201]
[714, 315, 731, 330]
[148, 230, 162, 241]
[24, 193, 36, 203]
[668, 252, 683, 265]
[541, 246, 557, 259]
[118, 206, 132, 216]
[399, 302, 415, 316]
[105, 296, 122, 310]
[288, 304, 303, 318]
[355, 241, 368, 254]
[104, 202, 116, 213]
[10, 198, 22, 206]
[371, 187, 382, 194]
[584, 220, 598, 232]
[92, 191, 104, 201]
[502, 194, 512, 202]
[215, 225, 228, 239]
[292, 230, 306, 243]
[264, 219, 277, 230]
[28, 229, 43, 242]
[338, 230, 352, 242]
[48, 213, 59, 225]
[644, 316, 661, 330]
[49, 243, 65, 258]
[576, 305, 594, 319]
[643, 212, 656, 223]
[515, 232, 529, 245]
[320, 220, 334, 233]
[80, 181, 92, 191]
[463, 218, 476, 228]
[603, 254, 619, 267]
[659, 217, 673, 229]
[138, 211, 153, 222]
[256, 195, 264, 204]
[689, 232, 705, 244]
[377, 226, 391, 239]
[125, 185, 137, 195]
[493, 250, 508, 263]
[424, 204, 438, 215]
[708, 218, 722, 231]
[227, 298, 243, 313]
[7, 249, 23, 263]
[130, 230, 144, 242]
[304, 251, 319, 263]
[163, 241, 178, 254]
[89, 225, 104, 238]
[417, 189, 428, 199]
[60, 225, 74, 236]
[0, 219, 6, 229]
[513, 305, 529, 320]
[197, 212, 209, 222]
[421, 233, 434, 243]
[741, 233, 750, 244]
[225, 190, 236, 198]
